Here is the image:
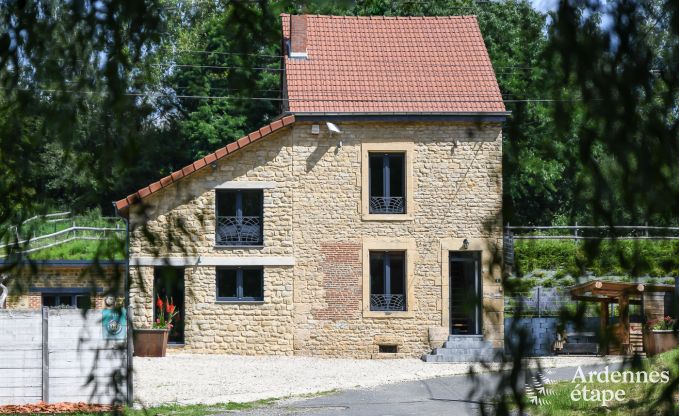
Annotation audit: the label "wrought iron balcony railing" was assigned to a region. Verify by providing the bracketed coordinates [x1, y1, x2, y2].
[370, 294, 406, 311]
[216, 216, 262, 245]
[369, 196, 405, 214]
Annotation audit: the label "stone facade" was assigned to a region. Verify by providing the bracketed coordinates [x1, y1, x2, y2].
[5, 263, 124, 310]
[129, 121, 503, 358]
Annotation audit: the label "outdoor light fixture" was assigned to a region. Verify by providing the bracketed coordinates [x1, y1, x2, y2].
[462, 238, 469, 250]
[311, 124, 320, 135]
[210, 162, 218, 169]
[326, 122, 342, 150]
[326, 122, 341, 133]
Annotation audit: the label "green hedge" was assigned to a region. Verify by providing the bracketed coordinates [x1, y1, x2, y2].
[514, 239, 679, 278]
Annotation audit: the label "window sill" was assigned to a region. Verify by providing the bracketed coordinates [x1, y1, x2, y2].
[362, 214, 414, 222]
[215, 300, 265, 304]
[362, 310, 414, 319]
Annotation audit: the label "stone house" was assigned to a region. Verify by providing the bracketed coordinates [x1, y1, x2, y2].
[115, 14, 509, 360]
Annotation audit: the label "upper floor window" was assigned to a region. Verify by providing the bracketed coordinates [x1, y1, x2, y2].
[369, 251, 406, 311]
[369, 153, 405, 214]
[216, 190, 263, 246]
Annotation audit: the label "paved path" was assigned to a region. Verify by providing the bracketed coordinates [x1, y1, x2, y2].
[136, 353, 620, 407]
[226, 362, 626, 416]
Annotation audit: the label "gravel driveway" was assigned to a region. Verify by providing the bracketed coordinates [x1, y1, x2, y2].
[133, 353, 622, 406]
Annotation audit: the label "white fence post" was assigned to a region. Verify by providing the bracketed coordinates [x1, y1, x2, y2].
[41, 307, 49, 403]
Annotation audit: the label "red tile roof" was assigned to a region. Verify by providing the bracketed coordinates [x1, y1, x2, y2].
[282, 14, 505, 114]
[114, 115, 295, 214]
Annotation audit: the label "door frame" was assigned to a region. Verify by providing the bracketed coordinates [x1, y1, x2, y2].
[153, 266, 185, 344]
[440, 238, 500, 339]
[449, 251, 482, 335]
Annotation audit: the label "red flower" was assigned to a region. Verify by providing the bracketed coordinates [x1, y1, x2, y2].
[166, 297, 175, 314]
[156, 296, 163, 310]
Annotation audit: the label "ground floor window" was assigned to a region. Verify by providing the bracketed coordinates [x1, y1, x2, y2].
[216, 267, 264, 302]
[369, 251, 406, 311]
[42, 292, 91, 309]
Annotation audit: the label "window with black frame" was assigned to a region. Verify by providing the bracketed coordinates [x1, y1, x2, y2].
[216, 267, 264, 302]
[42, 292, 91, 309]
[369, 153, 406, 214]
[369, 251, 406, 311]
[216, 189, 263, 245]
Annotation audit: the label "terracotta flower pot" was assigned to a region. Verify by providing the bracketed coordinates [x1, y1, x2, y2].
[644, 330, 679, 356]
[133, 328, 169, 357]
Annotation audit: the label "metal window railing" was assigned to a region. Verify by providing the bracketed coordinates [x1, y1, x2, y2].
[370, 294, 406, 311]
[216, 216, 262, 245]
[369, 196, 405, 214]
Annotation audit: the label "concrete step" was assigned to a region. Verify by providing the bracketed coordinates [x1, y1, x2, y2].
[443, 339, 493, 349]
[423, 334, 500, 362]
[447, 335, 484, 342]
[433, 347, 493, 356]
[421, 349, 501, 363]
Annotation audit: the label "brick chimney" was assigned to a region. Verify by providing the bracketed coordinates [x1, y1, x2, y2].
[289, 15, 308, 59]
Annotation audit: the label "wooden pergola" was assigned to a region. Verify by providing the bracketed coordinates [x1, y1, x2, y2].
[570, 280, 674, 354]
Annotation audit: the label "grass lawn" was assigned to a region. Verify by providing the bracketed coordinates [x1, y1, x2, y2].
[27, 238, 125, 261]
[526, 349, 679, 415]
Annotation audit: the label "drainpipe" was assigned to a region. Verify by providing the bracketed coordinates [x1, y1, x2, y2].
[112, 202, 133, 407]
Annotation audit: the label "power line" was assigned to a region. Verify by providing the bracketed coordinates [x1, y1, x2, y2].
[5, 87, 588, 103]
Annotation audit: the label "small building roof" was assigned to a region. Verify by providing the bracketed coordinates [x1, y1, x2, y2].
[281, 14, 506, 114]
[570, 280, 673, 302]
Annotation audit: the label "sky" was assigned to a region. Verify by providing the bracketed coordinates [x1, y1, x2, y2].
[530, 0, 559, 13]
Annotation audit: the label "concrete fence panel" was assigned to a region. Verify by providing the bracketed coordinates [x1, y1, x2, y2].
[0, 308, 128, 405]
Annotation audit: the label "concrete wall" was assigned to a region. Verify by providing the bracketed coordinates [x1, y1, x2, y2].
[129, 121, 504, 358]
[0, 309, 128, 405]
[504, 317, 600, 356]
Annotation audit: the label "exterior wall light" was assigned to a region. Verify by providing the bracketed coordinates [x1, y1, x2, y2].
[462, 238, 469, 250]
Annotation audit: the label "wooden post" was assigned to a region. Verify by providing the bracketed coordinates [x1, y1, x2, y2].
[41, 307, 49, 403]
[600, 301, 609, 355]
[620, 295, 630, 350]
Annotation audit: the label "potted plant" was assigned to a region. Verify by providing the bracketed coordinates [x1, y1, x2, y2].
[644, 316, 678, 356]
[133, 296, 178, 357]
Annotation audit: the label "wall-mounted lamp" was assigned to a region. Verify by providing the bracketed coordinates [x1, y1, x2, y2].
[326, 122, 341, 134]
[311, 124, 320, 135]
[462, 238, 469, 250]
[210, 162, 218, 169]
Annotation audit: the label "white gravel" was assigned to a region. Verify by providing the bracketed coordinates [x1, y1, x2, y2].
[133, 353, 623, 406]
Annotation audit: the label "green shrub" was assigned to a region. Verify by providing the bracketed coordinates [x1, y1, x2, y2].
[514, 239, 679, 279]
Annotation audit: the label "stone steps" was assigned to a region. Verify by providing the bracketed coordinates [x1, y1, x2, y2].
[421, 335, 500, 363]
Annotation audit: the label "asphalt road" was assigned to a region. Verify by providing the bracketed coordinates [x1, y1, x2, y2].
[226, 362, 624, 416]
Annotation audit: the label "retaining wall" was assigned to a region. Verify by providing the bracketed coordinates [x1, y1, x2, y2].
[504, 316, 600, 356]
